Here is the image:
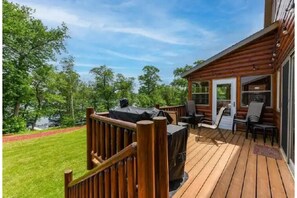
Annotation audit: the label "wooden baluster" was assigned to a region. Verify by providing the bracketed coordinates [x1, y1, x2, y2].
[118, 161, 126, 198]
[105, 168, 111, 198]
[89, 178, 93, 198]
[92, 118, 96, 157]
[136, 120, 155, 198]
[94, 174, 98, 198]
[153, 117, 169, 198]
[116, 127, 122, 153]
[83, 179, 89, 198]
[105, 124, 111, 159]
[132, 131, 137, 186]
[78, 183, 81, 198]
[99, 172, 104, 198]
[124, 129, 129, 147]
[100, 122, 105, 160]
[96, 121, 100, 156]
[86, 108, 94, 170]
[76, 185, 79, 198]
[81, 181, 85, 198]
[64, 170, 72, 198]
[123, 129, 129, 190]
[127, 157, 135, 198]
[111, 165, 118, 198]
[111, 125, 116, 156]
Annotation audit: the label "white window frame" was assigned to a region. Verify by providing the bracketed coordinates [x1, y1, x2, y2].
[192, 81, 210, 106]
[240, 74, 273, 108]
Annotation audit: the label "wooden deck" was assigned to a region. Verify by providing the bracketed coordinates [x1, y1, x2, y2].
[173, 128, 295, 198]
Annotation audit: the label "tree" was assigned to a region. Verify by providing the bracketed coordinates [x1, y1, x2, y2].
[115, 74, 135, 104]
[3, 0, 68, 132]
[27, 65, 58, 129]
[90, 65, 117, 111]
[171, 65, 193, 105]
[193, 59, 205, 67]
[57, 56, 80, 122]
[138, 66, 161, 95]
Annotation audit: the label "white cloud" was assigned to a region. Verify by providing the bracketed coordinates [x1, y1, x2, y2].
[99, 49, 159, 62]
[10, 0, 216, 46]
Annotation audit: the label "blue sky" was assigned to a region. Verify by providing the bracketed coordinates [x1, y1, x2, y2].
[10, 0, 264, 87]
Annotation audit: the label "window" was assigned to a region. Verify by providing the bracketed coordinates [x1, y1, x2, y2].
[241, 75, 272, 107]
[192, 81, 209, 105]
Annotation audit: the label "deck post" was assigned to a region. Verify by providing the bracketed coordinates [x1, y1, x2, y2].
[153, 117, 169, 198]
[64, 169, 73, 198]
[86, 107, 94, 170]
[155, 104, 160, 109]
[136, 120, 155, 198]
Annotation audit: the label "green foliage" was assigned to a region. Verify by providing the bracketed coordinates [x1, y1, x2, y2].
[90, 65, 117, 111]
[3, 0, 68, 133]
[115, 74, 135, 104]
[137, 66, 162, 107]
[2, 0, 207, 134]
[57, 56, 80, 120]
[61, 116, 76, 127]
[171, 65, 193, 105]
[138, 65, 161, 95]
[3, 117, 27, 134]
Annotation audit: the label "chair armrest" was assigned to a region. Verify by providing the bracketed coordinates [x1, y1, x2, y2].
[201, 118, 214, 125]
[233, 113, 246, 120]
[233, 113, 237, 120]
[247, 115, 260, 123]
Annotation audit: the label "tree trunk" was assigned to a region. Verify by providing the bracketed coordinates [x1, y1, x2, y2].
[70, 92, 74, 120]
[13, 101, 20, 116]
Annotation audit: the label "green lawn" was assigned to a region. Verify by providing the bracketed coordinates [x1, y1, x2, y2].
[3, 128, 88, 198]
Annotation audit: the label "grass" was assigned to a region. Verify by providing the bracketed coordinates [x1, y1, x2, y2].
[3, 128, 88, 198]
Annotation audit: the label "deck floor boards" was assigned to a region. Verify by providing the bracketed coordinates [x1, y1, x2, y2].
[172, 129, 294, 198]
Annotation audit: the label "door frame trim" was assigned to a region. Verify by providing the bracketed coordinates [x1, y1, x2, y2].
[212, 77, 237, 129]
[280, 50, 294, 175]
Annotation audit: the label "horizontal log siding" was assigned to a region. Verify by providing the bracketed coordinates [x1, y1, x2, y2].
[188, 30, 278, 127]
[272, 0, 295, 132]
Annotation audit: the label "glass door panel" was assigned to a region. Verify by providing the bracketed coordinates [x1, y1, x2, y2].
[216, 84, 231, 116]
[212, 78, 236, 130]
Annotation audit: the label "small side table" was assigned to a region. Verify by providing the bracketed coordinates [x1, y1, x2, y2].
[252, 123, 278, 146]
[179, 114, 204, 128]
[179, 116, 194, 128]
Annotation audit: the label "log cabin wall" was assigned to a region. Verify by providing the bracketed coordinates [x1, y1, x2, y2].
[187, 30, 277, 125]
[271, 0, 295, 130]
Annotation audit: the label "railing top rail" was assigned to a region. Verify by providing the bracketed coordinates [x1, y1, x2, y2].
[159, 105, 185, 109]
[69, 142, 137, 187]
[90, 113, 137, 131]
[95, 112, 109, 116]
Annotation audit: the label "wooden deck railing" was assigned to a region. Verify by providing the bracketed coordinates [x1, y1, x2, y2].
[65, 107, 170, 198]
[86, 108, 137, 169]
[158, 105, 186, 120]
[65, 143, 137, 198]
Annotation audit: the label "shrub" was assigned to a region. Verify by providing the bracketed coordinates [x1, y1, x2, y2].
[61, 116, 75, 127]
[3, 116, 27, 134]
